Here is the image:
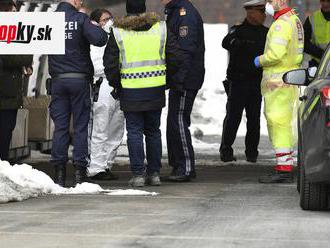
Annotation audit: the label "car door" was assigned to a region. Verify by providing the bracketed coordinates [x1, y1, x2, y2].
[300, 45, 330, 182]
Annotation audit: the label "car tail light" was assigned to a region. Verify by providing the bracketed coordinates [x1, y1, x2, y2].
[321, 86, 330, 126]
[321, 86, 330, 106]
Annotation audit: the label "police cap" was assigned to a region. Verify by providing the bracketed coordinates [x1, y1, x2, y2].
[243, 0, 265, 8]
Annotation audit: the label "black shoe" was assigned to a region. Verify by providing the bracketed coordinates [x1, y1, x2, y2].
[258, 171, 294, 184]
[168, 174, 191, 182]
[75, 165, 93, 185]
[106, 170, 119, 180]
[54, 165, 66, 187]
[220, 154, 236, 162]
[189, 170, 197, 179]
[169, 168, 177, 176]
[89, 170, 119, 181]
[246, 157, 257, 163]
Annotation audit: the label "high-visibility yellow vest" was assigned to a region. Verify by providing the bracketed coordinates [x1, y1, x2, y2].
[112, 21, 167, 89]
[259, 10, 304, 95]
[310, 10, 330, 62]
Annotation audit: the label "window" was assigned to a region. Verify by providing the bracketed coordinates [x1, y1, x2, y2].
[317, 44, 330, 79]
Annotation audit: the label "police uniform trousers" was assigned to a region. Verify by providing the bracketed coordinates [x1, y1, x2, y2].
[166, 89, 198, 176]
[220, 82, 262, 159]
[124, 110, 162, 176]
[50, 78, 91, 168]
[0, 109, 18, 161]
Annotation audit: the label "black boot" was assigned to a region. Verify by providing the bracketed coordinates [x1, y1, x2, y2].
[189, 170, 197, 179]
[220, 152, 237, 162]
[258, 171, 294, 183]
[89, 169, 119, 181]
[74, 165, 93, 185]
[54, 165, 66, 187]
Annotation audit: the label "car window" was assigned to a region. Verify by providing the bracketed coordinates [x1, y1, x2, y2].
[317, 45, 330, 79]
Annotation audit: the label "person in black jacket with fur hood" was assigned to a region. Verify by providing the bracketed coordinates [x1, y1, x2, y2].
[0, 0, 33, 162]
[103, 0, 183, 187]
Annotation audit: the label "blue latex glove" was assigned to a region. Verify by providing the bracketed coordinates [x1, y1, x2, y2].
[254, 57, 260, 68]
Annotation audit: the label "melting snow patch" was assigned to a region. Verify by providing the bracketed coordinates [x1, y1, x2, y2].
[105, 189, 158, 196]
[0, 161, 158, 203]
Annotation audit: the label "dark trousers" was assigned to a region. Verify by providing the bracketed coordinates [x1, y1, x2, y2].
[167, 89, 198, 176]
[220, 83, 262, 159]
[49, 78, 91, 167]
[124, 110, 162, 176]
[0, 109, 18, 161]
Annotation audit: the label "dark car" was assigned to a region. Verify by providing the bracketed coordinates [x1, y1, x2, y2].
[283, 46, 330, 211]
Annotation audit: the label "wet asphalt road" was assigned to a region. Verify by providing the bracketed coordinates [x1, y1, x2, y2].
[1, 157, 330, 248]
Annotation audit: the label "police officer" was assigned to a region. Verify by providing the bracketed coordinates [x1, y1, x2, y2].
[48, 0, 108, 187]
[160, 0, 205, 182]
[104, 0, 183, 187]
[220, 0, 268, 163]
[304, 0, 330, 67]
[255, 0, 304, 183]
[0, 0, 33, 162]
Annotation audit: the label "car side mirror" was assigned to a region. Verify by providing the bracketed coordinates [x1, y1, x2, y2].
[283, 69, 309, 86]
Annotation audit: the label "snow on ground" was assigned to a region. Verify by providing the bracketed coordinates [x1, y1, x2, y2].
[0, 161, 158, 203]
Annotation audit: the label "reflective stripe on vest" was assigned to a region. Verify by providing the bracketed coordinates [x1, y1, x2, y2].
[310, 10, 330, 61]
[113, 22, 166, 69]
[121, 70, 166, 80]
[113, 21, 167, 89]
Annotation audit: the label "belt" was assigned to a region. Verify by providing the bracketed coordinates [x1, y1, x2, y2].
[52, 73, 91, 79]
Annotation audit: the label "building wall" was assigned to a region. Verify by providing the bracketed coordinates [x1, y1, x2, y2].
[106, 0, 320, 26]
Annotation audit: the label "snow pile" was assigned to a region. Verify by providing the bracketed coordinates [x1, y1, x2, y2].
[192, 24, 268, 137]
[191, 24, 228, 137]
[0, 161, 60, 203]
[0, 161, 158, 203]
[158, 24, 268, 154]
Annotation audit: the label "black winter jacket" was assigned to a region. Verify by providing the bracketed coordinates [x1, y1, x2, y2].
[0, 55, 33, 109]
[103, 12, 184, 112]
[165, 0, 205, 90]
[222, 19, 268, 87]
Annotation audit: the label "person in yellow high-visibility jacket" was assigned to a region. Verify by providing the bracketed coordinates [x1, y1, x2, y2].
[254, 0, 304, 183]
[304, 0, 330, 67]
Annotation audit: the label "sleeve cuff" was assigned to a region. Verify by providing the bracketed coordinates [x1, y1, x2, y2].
[254, 56, 261, 68]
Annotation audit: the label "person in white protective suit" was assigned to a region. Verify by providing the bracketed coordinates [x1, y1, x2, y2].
[88, 8, 125, 180]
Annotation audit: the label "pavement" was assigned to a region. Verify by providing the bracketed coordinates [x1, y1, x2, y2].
[1, 137, 330, 248]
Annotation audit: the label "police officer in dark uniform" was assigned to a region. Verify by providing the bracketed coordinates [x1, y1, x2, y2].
[48, 0, 108, 187]
[220, 0, 268, 163]
[160, 0, 205, 182]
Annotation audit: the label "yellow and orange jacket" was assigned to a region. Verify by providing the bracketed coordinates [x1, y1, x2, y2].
[258, 8, 304, 94]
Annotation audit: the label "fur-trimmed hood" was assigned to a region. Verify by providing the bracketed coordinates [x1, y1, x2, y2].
[113, 12, 161, 30]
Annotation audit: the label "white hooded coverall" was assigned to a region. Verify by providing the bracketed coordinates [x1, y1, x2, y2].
[88, 43, 125, 177]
